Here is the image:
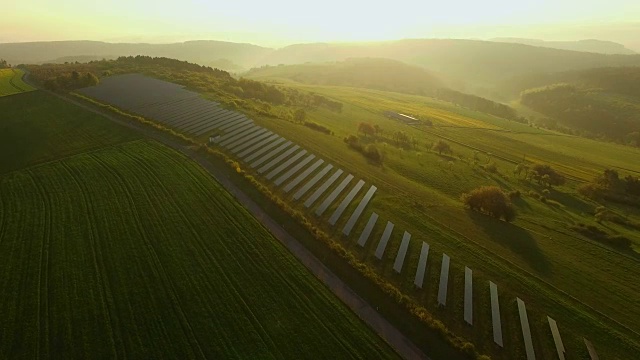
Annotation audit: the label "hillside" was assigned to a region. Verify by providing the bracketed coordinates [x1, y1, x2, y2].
[257, 39, 640, 93]
[508, 67, 640, 143]
[0, 40, 272, 70]
[245, 58, 444, 96]
[490, 38, 636, 55]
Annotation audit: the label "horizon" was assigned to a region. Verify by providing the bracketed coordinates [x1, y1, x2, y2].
[2, 0, 640, 50]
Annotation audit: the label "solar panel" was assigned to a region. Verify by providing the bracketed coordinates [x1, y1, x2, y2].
[315, 174, 354, 215]
[490, 281, 503, 347]
[304, 169, 343, 207]
[328, 179, 364, 225]
[342, 185, 377, 236]
[221, 127, 267, 149]
[240, 135, 282, 160]
[357, 213, 378, 247]
[374, 221, 394, 259]
[393, 232, 411, 273]
[249, 141, 292, 168]
[548, 317, 565, 360]
[275, 154, 316, 186]
[517, 298, 536, 360]
[464, 267, 473, 325]
[294, 164, 333, 201]
[266, 150, 308, 180]
[231, 131, 273, 154]
[437, 254, 450, 306]
[414, 242, 430, 288]
[257, 145, 301, 174]
[583, 338, 599, 360]
[219, 125, 261, 147]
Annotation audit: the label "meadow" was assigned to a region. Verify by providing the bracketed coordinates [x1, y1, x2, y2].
[0, 68, 35, 97]
[0, 91, 399, 359]
[229, 80, 640, 359]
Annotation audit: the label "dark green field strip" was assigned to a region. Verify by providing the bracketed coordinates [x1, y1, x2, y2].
[0, 140, 398, 359]
[0, 91, 139, 174]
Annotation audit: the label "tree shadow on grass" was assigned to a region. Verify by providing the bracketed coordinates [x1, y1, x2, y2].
[467, 210, 552, 276]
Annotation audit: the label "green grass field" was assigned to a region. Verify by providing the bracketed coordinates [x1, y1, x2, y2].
[220, 81, 640, 359]
[0, 68, 35, 97]
[0, 91, 399, 359]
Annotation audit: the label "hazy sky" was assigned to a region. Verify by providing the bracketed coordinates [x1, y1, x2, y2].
[3, 0, 640, 49]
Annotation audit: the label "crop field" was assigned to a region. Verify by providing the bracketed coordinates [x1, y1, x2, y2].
[0, 68, 35, 97]
[76, 74, 640, 359]
[0, 92, 399, 359]
[0, 91, 140, 174]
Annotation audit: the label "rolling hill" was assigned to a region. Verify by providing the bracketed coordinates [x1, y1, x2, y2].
[245, 58, 445, 96]
[490, 38, 636, 55]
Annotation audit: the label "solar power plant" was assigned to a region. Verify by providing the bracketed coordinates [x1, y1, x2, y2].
[517, 298, 536, 360]
[224, 127, 268, 150]
[293, 164, 333, 200]
[283, 159, 324, 192]
[186, 109, 232, 128]
[489, 281, 504, 347]
[547, 317, 566, 360]
[250, 141, 293, 168]
[217, 117, 251, 133]
[275, 154, 316, 186]
[315, 174, 354, 216]
[328, 179, 365, 225]
[357, 213, 379, 247]
[437, 254, 450, 306]
[303, 169, 343, 207]
[140, 98, 203, 119]
[464, 267, 473, 325]
[266, 149, 308, 180]
[78, 74, 200, 110]
[149, 101, 210, 122]
[180, 111, 231, 132]
[374, 221, 394, 259]
[243, 137, 286, 162]
[258, 145, 301, 174]
[209, 113, 247, 130]
[216, 124, 256, 146]
[414, 242, 430, 288]
[194, 120, 233, 136]
[237, 134, 280, 158]
[212, 121, 253, 143]
[583, 338, 599, 360]
[342, 185, 377, 235]
[392, 231, 411, 273]
[231, 131, 274, 154]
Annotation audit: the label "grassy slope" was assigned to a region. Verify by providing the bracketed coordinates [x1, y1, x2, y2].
[0, 92, 398, 359]
[0, 68, 35, 97]
[209, 82, 640, 359]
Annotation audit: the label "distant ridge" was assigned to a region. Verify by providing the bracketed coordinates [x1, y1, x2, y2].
[490, 38, 636, 55]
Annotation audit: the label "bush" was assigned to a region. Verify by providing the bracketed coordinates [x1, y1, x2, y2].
[508, 190, 521, 199]
[461, 186, 516, 221]
[570, 223, 632, 250]
[532, 164, 565, 186]
[364, 144, 383, 164]
[304, 121, 332, 135]
[483, 161, 498, 173]
[432, 140, 452, 155]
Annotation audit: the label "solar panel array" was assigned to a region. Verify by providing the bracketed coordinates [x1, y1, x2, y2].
[78, 74, 254, 137]
[81, 74, 603, 359]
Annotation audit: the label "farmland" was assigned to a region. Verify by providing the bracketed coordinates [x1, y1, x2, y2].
[27, 59, 640, 359]
[0, 91, 399, 359]
[0, 68, 35, 97]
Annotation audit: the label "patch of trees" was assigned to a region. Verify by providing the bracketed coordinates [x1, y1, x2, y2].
[435, 88, 523, 122]
[461, 186, 516, 222]
[570, 223, 632, 251]
[304, 121, 333, 135]
[343, 135, 383, 164]
[0, 59, 9, 68]
[578, 169, 640, 207]
[43, 71, 99, 91]
[520, 83, 640, 143]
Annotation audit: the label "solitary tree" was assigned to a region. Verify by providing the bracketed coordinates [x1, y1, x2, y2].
[461, 186, 516, 222]
[432, 140, 452, 155]
[293, 108, 306, 123]
[358, 122, 376, 137]
[0, 59, 8, 68]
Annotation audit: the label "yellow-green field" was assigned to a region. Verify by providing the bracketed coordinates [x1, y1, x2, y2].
[0, 68, 35, 97]
[225, 80, 640, 359]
